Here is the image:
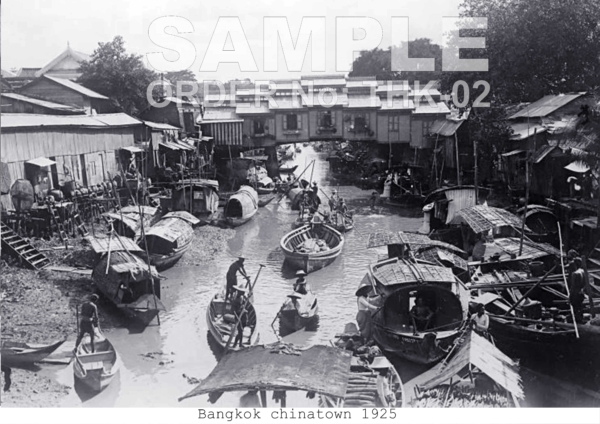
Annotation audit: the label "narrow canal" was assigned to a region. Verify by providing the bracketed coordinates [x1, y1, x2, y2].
[48, 145, 595, 408]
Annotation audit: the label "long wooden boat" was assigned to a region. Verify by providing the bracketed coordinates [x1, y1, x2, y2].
[92, 251, 165, 325]
[320, 323, 404, 408]
[363, 258, 468, 365]
[141, 212, 198, 270]
[224, 186, 258, 227]
[328, 214, 354, 233]
[206, 291, 259, 351]
[1, 339, 65, 366]
[73, 330, 120, 393]
[256, 177, 275, 195]
[278, 289, 319, 337]
[280, 222, 344, 274]
[279, 164, 298, 174]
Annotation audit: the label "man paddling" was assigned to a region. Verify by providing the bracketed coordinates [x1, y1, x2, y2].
[226, 257, 249, 302]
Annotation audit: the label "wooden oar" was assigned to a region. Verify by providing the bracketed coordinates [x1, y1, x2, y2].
[557, 221, 579, 338]
[277, 160, 315, 203]
[224, 264, 265, 351]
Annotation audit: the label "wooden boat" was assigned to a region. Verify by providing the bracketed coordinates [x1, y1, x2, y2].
[363, 258, 468, 365]
[279, 164, 298, 174]
[278, 289, 319, 336]
[73, 330, 120, 392]
[206, 290, 259, 351]
[320, 323, 404, 408]
[179, 344, 352, 407]
[92, 251, 165, 325]
[1, 339, 65, 366]
[224, 186, 258, 227]
[403, 330, 523, 407]
[140, 211, 198, 270]
[328, 214, 354, 233]
[256, 177, 276, 195]
[280, 221, 344, 274]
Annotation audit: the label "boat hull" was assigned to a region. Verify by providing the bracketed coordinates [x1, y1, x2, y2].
[1, 340, 65, 366]
[280, 224, 344, 274]
[206, 293, 260, 351]
[148, 242, 190, 270]
[73, 334, 119, 393]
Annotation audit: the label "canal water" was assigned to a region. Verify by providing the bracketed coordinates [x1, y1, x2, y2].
[47, 145, 597, 408]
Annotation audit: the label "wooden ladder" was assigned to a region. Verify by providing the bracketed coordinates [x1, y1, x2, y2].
[47, 204, 68, 244]
[0, 222, 50, 269]
[72, 213, 89, 237]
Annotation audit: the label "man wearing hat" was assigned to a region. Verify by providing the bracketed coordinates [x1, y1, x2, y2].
[293, 270, 308, 295]
[231, 285, 249, 348]
[226, 257, 249, 302]
[74, 294, 100, 353]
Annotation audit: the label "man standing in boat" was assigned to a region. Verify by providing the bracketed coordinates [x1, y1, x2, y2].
[232, 285, 250, 348]
[226, 257, 249, 302]
[569, 257, 586, 323]
[74, 294, 100, 353]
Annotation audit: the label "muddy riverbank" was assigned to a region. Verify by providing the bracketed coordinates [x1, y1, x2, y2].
[0, 225, 235, 407]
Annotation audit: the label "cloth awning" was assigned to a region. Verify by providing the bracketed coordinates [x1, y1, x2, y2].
[564, 161, 590, 173]
[121, 146, 143, 153]
[501, 150, 525, 157]
[25, 157, 56, 168]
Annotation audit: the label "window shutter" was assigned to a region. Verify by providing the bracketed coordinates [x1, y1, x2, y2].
[283, 115, 287, 130]
[297, 114, 302, 129]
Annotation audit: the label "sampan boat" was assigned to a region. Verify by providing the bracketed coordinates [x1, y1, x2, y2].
[141, 211, 199, 270]
[206, 290, 259, 351]
[92, 251, 165, 326]
[278, 289, 319, 337]
[280, 222, 344, 274]
[1, 339, 65, 366]
[224, 186, 258, 227]
[73, 329, 120, 393]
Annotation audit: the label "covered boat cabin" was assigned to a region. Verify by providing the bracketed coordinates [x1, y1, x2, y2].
[169, 179, 219, 215]
[179, 344, 352, 407]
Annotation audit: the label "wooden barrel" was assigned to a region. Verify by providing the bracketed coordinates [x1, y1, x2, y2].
[10, 179, 34, 212]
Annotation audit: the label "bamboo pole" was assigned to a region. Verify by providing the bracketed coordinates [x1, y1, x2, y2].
[473, 139, 478, 204]
[557, 221, 579, 338]
[503, 264, 557, 316]
[582, 255, 596, 318]
[454, 132, 461, 185]
[519, 129, 536, 256]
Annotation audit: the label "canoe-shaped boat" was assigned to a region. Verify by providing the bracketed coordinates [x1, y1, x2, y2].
[141, 212, 198, 270]
[329, 215, 354, 233]
[73, 330, 120, 392]
[364, 258, 468, 365]
[256, 176, 275, 195]
[278, 291, 319, 337]
[206, 291, 259, 351]
[92, 251, 165, 325]
[280, 222, 344, 274]
[320, 323, 404, 408]
[224, 186, 258, 227]
[279, 164, 298, 174]
[1, 339, 65, 366]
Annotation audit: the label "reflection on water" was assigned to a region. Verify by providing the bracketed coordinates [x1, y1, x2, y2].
[36, 145, 595, 408]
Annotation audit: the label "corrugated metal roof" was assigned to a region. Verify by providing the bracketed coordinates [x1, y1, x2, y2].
[1, 113, 141, 129]
[346, 95, 381, 108]
[413, 102, 450, 115]
[508, 93, 585, 119]
[509, 122, 546, 140]
[235, 102, 271, 115]
[143, 120, 180, 131]
[43, 75, 108, 99]
[1, 92, 85, 112]
[379, 98, 415, 110]
[430, 118, 465, 136]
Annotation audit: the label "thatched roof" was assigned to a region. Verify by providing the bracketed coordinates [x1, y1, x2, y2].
[367, 230, 465, 255]
[163, 211, 200, 226]
[416, 331, 524, 400]
[85, 235, 143, 254]
[452, 205, 525, 233]
[493, 237, 561, 259]
[144, 217, 193, 252]
[179, 344, 352, 401]
[371, 258, 456, 287]
[415, 247, 469, 271]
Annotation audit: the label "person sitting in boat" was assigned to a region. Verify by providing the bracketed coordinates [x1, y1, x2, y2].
[410, 297, 434, 332]
[226, 257, 250, 302]
[293, 270, 308, 295]
[74, 294, 100, 353]
[231, 285, 250, 348]
[471, 303, 489, 337]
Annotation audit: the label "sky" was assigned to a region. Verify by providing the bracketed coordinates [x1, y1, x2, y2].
[2, 0, 462, 81]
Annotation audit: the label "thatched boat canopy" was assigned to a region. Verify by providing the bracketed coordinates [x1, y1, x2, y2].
[492, 237, 561, 259]
[92, 251, 159, 298]
[451, 205, 527, 234]
[119, 205, 159, 218]
[371, 258, 456, 287]
[224, 185, 258, 218]
[85, 235, 143, 254]
[367, 230, 465, 255]
[411, 331, 524, 400]
[415, 247, 469, 271]
[103, 212, 141, 238]
[179, 344, 352, 402]
[144, 217, 193, 253]
[162, 211, 200, 226]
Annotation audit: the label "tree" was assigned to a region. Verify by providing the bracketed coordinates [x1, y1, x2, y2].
[349, 39, 443, 83]
[163, 70, 199, 101]
[442, 0, 600, 103]
[78, 36, 158, 116]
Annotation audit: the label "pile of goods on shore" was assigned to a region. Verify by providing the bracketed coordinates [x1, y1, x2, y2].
[410, 386, 512, 408]
[294, 239, 329, 253]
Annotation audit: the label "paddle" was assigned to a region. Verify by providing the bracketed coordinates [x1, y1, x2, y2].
[224, 264, 265, 351]
[276, 160, 315, 203]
